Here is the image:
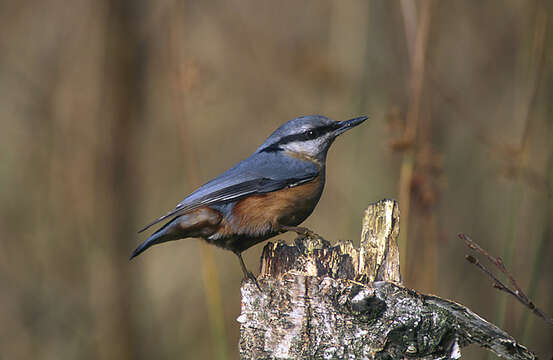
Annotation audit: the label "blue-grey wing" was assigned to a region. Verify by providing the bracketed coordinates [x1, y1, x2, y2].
[138, 151, 319, 233]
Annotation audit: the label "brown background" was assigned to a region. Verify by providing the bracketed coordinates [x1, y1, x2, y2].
[1, 1, 552, 359]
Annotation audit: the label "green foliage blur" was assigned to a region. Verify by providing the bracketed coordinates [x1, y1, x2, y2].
[1, 1, 552, 359]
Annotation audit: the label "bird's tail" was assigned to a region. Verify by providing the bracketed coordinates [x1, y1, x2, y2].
[130, 208, 222, 260]
[129, 221, 178, 260]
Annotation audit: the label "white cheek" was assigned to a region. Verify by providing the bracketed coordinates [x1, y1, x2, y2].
[283, 141, 319, 156]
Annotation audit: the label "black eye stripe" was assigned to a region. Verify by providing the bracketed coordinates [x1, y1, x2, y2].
[260, 123, 340, 153]
[306, 124, 338, 138]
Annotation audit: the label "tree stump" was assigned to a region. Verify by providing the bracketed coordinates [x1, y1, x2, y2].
[238, 199, 535, 360]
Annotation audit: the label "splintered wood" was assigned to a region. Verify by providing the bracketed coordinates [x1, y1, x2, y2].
[359, 199, 401, 283]
[238, 199, 535, 360]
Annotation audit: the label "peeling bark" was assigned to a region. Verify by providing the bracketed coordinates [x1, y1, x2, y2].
[238, 199, 535, 360]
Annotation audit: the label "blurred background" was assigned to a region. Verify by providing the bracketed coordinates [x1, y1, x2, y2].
[1, 0, 552, 359]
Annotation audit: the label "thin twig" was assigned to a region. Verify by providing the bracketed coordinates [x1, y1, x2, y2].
[464, 255, 523, 304]
[458, 233, 553, 328]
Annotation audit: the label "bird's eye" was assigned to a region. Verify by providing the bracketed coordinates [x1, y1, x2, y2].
[307, 130, 315, 137]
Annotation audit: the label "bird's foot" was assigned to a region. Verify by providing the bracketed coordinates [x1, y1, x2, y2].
[236, 252, 262, 291]
[280, 225, 324, 240]
[243, 271, 262, 291]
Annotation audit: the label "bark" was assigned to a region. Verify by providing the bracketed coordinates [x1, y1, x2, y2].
[238, 199, 535, 360]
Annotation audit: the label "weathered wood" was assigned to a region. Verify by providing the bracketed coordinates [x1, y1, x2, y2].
[238, 199, 535, 360]
[359, 199, 401, 283]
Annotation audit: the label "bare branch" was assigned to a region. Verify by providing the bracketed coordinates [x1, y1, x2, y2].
[458, 233, 553, 328]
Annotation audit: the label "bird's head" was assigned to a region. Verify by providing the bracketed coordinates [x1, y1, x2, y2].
[257, 115, 368, 161]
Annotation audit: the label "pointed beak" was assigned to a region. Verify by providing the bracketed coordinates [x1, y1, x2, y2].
[334, 115, 368, 136]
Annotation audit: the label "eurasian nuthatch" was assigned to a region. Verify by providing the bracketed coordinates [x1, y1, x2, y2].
[131, 115, 367, 283]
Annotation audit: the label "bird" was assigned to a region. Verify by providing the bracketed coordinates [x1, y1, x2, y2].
[130, 114, 367, 285]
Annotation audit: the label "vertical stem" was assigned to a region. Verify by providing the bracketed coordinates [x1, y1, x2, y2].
[520, 12, 552, 338]
[398, 0, 433, 279]
[495, 7, 546, 336]
[347, 1, 372, 235]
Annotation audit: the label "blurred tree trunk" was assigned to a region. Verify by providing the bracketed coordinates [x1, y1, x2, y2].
[238, 200, 535, 360]
[101, 1, 145, 359]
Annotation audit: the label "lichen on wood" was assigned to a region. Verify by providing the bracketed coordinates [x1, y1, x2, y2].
[238, 199, 535, 360]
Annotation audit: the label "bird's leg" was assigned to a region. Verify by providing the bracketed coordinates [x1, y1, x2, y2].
[235, 252, 261, 291]
[280, 225, 323, 239]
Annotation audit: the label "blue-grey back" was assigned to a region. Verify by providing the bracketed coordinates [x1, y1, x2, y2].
[179, 150, 321, 207]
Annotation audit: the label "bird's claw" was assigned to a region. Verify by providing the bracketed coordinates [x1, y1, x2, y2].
[298, 227, 317, 237]
[281, 225, 323, 240]
[245, 271, 262, 291]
